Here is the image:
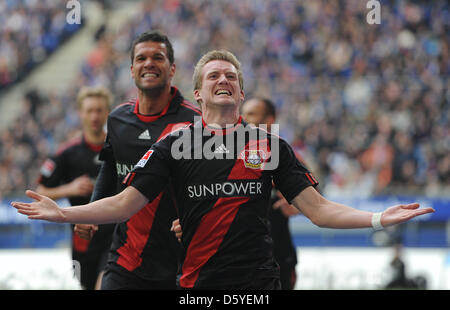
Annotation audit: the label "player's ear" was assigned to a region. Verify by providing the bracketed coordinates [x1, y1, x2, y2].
[169, 63, 176, 79]
[194, 89, 202, 104]
[240, 90, 245, 104]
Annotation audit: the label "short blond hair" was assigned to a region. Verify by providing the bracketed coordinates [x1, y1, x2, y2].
[192, 50, 244, 91]
[76, 86, 113, 110]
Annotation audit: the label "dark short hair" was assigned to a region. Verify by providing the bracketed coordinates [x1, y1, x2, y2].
[248, 97, 276, 118]
[130, 31, 174, 64]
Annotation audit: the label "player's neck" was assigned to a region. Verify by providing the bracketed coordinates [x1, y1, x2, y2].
[84, 130, 106, 146]
[137, 85, 172, 115]
[201, 105, 240, 128]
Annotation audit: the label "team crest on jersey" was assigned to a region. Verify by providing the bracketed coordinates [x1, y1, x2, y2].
[240, 149, 267, 170]
[136, 149, 154, 168]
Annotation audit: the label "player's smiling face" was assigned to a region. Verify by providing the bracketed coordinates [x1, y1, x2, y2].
[194, 60, 244, 108]
[131, 41, 175, 92]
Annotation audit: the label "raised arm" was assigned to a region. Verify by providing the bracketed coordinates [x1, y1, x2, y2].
[291, 186, 434, 229]
[12, 186, 148, 225]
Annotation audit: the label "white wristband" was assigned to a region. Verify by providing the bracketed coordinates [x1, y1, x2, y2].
[371, 212, 384, 230]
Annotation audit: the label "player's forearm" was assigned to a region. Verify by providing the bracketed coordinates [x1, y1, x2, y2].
[36, 184, 73, 201]
[312, 200, 372, 229]
[292, 187, 372, 229]
[62, 187, 146, 224]
[61, 196, 127, 224]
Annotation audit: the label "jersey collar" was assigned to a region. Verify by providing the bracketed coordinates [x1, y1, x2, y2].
[82, 134, 104, 152]
[202, 116, 244, 136]
[133, 86, 179, 122]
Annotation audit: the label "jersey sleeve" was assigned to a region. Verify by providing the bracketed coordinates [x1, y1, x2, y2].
[90, 131, 118, 199]
[37, 153, 65, 187]
[123, 138, 172, 202]
[98, 132, 114, 163]
[272, 138, 319, 203]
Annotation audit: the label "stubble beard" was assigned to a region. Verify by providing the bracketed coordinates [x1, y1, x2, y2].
[136, 77, 169, 99]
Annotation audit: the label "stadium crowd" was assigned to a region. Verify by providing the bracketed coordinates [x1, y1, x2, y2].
[0, 0, 448, 199]
[0, 0, 83, 91]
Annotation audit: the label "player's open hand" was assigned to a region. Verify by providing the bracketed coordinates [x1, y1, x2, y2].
[11, 190, 66, 223]
[381, 203, 435, 227]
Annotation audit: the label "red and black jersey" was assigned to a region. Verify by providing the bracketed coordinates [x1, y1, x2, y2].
[125, 118, 319, 289]
[37, 135, 113, 273]
[38, 134, 102, 206]
[101, 86, 201, 282]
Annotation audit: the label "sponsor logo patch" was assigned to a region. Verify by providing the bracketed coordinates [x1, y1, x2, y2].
[135, 149, 154, 168]
[186, 180, 265, 200]
[40, 159, 56, 177]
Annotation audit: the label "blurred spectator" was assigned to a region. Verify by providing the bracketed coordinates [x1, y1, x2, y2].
[384, 242, 428, 290]
[0, 0, 448, 198]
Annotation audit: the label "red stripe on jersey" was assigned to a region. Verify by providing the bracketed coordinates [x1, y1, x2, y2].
[179, 140, 266, 288]
[123, 172, 136, 186]
[305, 173, 314, 184]
[180, 100, 201, 115]
[305, 173, 318, 185]
[179, 196, 249, 288]
[156, 122, 192, 142]
[116, 192, 164, 271]
[56, 136, 82, 155]
[309, 173, 318, 184]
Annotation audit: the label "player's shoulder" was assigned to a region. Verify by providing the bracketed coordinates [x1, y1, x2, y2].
[109, 99, 136, 117]
[178, 99, 202, 117]
[245, 123, 284, 142]
[159, 122, 194, 143]
[171, 86, 201, 117]
[55, 134, 83, 156]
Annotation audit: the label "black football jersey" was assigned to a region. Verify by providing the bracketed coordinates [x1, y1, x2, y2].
[38, 135, 102, 205]
[100, 86, 201, 281]
[125, 118, 318, 288]
[37, 135, 113, 255]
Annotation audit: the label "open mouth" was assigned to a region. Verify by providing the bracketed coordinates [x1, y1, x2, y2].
[214, 89, 232, 96]
[141, 72, 159, 78]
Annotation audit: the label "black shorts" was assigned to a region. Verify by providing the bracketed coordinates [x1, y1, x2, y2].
[100, 264, 177, 290]
[277, 261, 296, 290]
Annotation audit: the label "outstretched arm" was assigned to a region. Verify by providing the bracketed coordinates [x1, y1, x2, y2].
[292, 186, 434, 229]
[11, 186, 148, 225]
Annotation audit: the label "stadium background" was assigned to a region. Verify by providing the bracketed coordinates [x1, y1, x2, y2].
[0, 0, 448, 289]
